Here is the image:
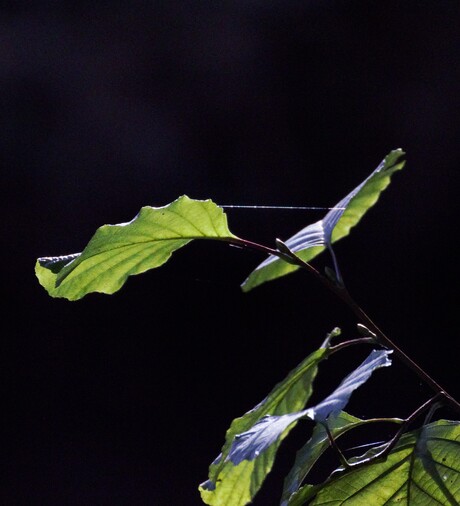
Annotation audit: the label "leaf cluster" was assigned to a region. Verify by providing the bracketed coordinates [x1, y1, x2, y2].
[35, 150, 460, 505]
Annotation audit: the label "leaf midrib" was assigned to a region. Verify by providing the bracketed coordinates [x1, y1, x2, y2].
[55, 235, 235, 283]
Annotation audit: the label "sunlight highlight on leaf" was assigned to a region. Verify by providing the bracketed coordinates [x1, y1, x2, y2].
[223, 350, 391, 491]
[199, 342, 331, 506]
[35, 196, 237, 300]
[242, 149, 405, 291]
[292, 420, 460, 505]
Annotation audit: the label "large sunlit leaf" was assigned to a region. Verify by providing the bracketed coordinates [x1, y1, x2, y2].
[199, 333, 335, 506]
[35, 196, 238, 300]
[225, 350, 392, 476]
[242, 149, 405, 292]
[293, 420, 460, 505]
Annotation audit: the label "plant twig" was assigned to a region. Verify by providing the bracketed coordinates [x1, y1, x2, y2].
[230, 237, 460, 414]
[323, 424, 349, 468]
[326, 394, 443, 471]
[329, 337, 376, 354]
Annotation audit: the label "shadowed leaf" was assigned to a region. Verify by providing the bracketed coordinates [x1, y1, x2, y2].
[283, 412, 403, 506]
[292, 420, 460, 505]
[281, 411, 362, 506]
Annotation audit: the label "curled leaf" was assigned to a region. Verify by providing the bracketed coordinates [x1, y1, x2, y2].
[199, 343, 331, 506]
[242, 149, 405, 292]
[35, 196, 237, 300]
[226, 350, 392, 468]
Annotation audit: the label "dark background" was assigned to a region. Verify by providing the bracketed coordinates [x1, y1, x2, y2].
[2, 1, 459, 504]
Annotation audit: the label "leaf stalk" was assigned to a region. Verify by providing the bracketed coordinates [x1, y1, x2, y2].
[325, 394, 443, 472]
[328, 337, 376, 354]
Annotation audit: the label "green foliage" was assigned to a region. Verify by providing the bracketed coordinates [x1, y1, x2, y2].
[199, 344, 329, 506]
[35, 150, 460, 505]
[35, 196, 237, 300]
[224, 349, 392, 476]
[241, 149, 405, 292]
[281, 411, 364, 505]
[292, 420, 460, 505]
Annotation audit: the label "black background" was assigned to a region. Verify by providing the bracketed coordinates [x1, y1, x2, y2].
[2, 1, 459, 504]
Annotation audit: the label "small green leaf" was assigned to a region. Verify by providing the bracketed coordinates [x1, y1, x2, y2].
[242, 149, 405, 292]
[294, 419, 460, 505]
[199, 343, 330, 506]
[35, 196, 238, 300]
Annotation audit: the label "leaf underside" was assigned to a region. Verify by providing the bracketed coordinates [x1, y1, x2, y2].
[242, 149, 405, 292]
[305, 349, 392, 423]
[292, 420, 460, 506]
[226, 350, 392, 472]
[199, 345, 330, 506]
[35, 196, 237, 300]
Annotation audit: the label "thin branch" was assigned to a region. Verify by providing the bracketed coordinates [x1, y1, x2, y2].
[327, 394, 443, 471]
[346, 394, 444, 469]
[230, 237, 460, 414]
[329, 337, 376, 355]
[323, 424, 349, 468]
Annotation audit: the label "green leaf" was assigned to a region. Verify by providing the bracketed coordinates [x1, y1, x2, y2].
[225, 350, 391, 468]
[284, 413, 403, 506]
[199, 342, 331, 506]
[35, 196, 238, 300]
[282, 411, 362, 506]
[242, 149, 405, 292]
[305, 349, 392, 423]
[294, 419, 460, 505]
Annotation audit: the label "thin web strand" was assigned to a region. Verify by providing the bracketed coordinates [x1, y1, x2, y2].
[221, 204, 346, 210]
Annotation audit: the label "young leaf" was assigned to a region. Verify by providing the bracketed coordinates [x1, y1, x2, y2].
[35, 196, 238, 300]
[199, 343, 330, 506]
[242, 149, 405, 292]
[293, 420, 460, 505]
[225, 350, 391, 468]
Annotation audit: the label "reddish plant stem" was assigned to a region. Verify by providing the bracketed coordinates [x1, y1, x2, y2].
[325, 393, 443, 470]
[318, 279, 460, 414]
[231, 237, 460, 414]
[329, 337, 376, 354]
